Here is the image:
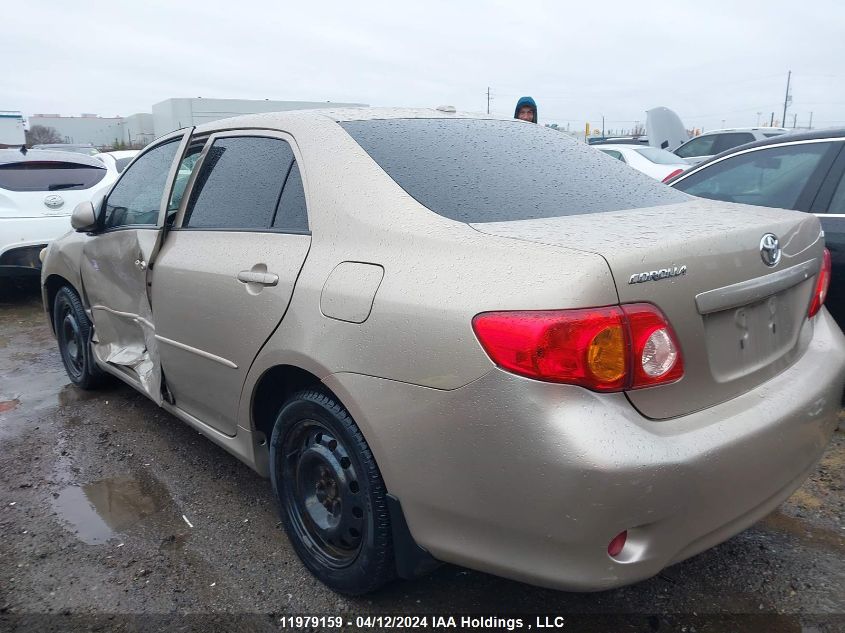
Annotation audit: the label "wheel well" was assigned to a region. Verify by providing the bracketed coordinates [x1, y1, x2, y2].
[251, 365, 336, 446]
[44, 274, 73, 333]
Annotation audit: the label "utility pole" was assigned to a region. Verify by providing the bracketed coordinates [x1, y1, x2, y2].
[792, 113, 798, 128]
[601, 114, 605, 136]
[486, 87, 491, 115]
[809, 112, 813, 129]
[770, 112, 775, 126]
[782, 71, 792, 129]
[757, 112, 762, 126]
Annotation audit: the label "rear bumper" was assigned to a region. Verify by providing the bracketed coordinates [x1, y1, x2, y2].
[0, 216, 71, 277]
[324, 309, 845, 591]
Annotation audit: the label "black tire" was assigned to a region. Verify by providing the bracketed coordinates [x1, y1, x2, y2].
[270, 389, 395, 595]
[53, 285, 107, 390]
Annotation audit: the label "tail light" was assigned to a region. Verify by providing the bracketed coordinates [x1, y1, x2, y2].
[472, 303, 683, 392]
[662, 168, 685, 183]
[808, 248, 832, 318]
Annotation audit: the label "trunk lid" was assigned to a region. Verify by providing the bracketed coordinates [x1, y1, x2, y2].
[471, 199, 824, 419]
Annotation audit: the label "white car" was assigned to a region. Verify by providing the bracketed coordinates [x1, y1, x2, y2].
[93, 150, 139, 178]
[0, 149, 115, 278]
[596, 144, 688, 182]
[673, 127, 790, 166]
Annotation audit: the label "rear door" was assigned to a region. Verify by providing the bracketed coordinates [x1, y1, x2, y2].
[80, 130, 190, 401]
[150, 130, 311, 436]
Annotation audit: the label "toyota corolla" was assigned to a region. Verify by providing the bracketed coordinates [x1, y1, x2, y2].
[41, 108, 845, 594]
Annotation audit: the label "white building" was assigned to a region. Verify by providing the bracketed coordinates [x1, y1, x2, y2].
[123, 113, 155, 146]
[0, 111, 26, 146]
[151, 97, 366, 135]
[28, 113, 124, 147]
[23, 98, 368, 149]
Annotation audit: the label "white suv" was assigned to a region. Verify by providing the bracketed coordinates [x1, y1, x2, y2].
[674, 127, 790, 165]
[0, 149, 116, 278]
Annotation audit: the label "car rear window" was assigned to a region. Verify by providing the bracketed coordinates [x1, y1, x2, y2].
[0, 162, 106, 192]
[340, 119, 689, 223]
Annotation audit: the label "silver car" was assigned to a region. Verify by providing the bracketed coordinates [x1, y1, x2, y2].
[41, 108, 845, 595]
[673, 127, 790, 166]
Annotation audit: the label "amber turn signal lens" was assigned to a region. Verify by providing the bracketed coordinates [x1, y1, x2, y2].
[587, 325, 626, 382]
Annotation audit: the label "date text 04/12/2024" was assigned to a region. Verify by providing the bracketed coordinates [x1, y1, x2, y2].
[277, 615, 568, 629]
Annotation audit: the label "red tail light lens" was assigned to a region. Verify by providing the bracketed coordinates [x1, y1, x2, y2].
[808, 248, 832, 318]
[662, 168, 685, 183]
[472, 303, 683, 392]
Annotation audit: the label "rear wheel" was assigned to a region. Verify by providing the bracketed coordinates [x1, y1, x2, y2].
[53, 286, 106, 390]
[270, 390, 395, 594]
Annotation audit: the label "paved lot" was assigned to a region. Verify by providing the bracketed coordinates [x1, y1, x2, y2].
[1, 280, 844, 632]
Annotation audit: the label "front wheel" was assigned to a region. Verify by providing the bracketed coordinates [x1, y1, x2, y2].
[53, 286, 106, 390]
[270, 390, 395, 594]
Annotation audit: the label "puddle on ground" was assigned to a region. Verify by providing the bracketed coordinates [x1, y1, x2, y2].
[52, 471, 188, 547]
[761, 510, 845, 553]
[57, 383, 102, 406]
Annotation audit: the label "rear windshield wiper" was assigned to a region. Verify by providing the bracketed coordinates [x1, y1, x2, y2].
[48, 183, 84, 191]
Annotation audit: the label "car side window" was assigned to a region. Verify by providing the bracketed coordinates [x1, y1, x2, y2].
[828, 170, 845, 213]
[599, 149, 625, 162]
[673, 143, 833, 210]
[675, 135, 717, 158]
[183, 136, 294, 230]
[272, 160, 309, 232]
[103, 140, 181, 229]
[167, 149, 204, 216]
[711, 132, 756, 154]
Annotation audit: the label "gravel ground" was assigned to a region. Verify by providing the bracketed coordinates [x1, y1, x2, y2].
[1, 280, 843, 633]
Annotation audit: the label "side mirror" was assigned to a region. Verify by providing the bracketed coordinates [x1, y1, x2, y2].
[71, 201, 98, 232]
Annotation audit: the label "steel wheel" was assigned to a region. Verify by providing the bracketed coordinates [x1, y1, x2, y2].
[281, 419, 365, 568]
[58, 305, 85, 380]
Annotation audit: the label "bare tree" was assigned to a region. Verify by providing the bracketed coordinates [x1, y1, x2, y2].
[25, 125, 63, 146]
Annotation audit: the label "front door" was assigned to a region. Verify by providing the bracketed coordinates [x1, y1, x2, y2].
[150, 131, 312, 435]
[80, 131, 190, 401]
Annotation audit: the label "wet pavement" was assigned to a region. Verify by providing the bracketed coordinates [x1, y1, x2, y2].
[1, 279, 844, 632]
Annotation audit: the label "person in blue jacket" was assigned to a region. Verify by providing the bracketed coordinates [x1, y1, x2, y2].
[514, 97, 538, 123]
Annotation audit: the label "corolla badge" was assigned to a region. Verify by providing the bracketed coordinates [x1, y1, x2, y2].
[43, 194, 64, 209]
[759, 233, 781, 267]
[628, 265, 687, 285]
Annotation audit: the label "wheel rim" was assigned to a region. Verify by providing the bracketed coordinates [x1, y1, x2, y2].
[282, 420, 365, 569]
[59, 304, 85, 379]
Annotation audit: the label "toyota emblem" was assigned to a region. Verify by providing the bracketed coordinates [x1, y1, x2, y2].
[760, 233, 781, 267]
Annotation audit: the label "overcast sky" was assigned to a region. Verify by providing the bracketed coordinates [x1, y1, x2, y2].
[3, 0, 842, 133]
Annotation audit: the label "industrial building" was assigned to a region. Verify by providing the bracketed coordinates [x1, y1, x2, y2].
[23, 97, 366, 149]
[27, 113, 125, 147]
[152, 97, 366, 134]
[0, 111, 26, 146]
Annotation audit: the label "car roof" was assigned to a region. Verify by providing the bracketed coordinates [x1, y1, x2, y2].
[595, 143, 646, 149]
[695, 127, 789, 135]
[95, 150, 139, 159]
[665, 127, 845, 184]
[193, 107, 519, 134]
[0, 148, 107, 168]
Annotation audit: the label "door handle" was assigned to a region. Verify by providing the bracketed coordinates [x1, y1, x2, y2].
[237, 270, 279, 286]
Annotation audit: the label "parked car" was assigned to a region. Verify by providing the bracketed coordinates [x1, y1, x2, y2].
[93, 150, 139, 177]
[41, 109, 844, 595]
[673, 127, 790, 166]
[595, 143, 688, 181]
[32, 143, 100, 156]
[0, 149, 113, 278]
[668, 128, 845, 327]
